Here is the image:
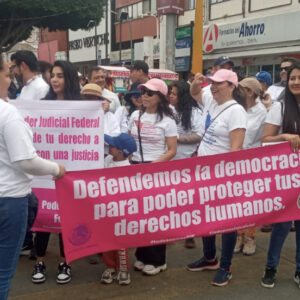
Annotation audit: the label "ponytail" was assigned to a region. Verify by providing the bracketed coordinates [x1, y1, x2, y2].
[232, 84, 247, 110]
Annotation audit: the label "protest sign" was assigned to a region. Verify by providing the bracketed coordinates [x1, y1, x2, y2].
[55, 142, 300, 262]
[12, 100, 104, 232]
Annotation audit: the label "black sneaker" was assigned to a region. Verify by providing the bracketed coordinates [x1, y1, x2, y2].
[56, 262, 71, 284]
[261, 267, 276, 288]
[211, 268, 232, 287]
[32, 262, 46, 284]
[294, 271, 300, 288]
[187, 256, 220, 272]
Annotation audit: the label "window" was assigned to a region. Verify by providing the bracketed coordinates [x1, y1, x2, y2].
[210, 0, 231, 3]
[137, 2, 143, 16]
[143, 0, 150, 14]
[132, 4, 138, 19]
[188, 0, 196, 9]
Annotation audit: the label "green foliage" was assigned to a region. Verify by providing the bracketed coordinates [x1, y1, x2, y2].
[0, 0, 106, 52]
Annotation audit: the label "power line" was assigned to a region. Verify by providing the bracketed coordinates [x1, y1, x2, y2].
[0, 3, 103, 22]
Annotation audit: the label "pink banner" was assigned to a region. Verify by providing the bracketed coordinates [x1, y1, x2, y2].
[56, 143, 300, 262]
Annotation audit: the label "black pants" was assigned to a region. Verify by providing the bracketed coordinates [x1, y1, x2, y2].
[23, 192, 38, 248]
[135, 245, 166, 266]
[35, 232, 65, 258]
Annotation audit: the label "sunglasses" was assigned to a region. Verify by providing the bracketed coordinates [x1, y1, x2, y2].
[280, 67, 290, 72]
[141, 89, 158, 97]
[132, 93, 141, 99]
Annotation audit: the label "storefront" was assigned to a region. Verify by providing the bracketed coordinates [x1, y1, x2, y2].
[202, 10, 300, 82]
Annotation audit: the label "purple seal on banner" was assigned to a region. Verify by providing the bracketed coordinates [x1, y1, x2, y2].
[68, 224, 91, 246]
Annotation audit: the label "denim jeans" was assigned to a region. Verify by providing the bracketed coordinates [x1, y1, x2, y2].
[266, 220, 300, 272]
[0, 196, 28, 300]
[23, 192, 38, 248]
[202, 231, 237, 270]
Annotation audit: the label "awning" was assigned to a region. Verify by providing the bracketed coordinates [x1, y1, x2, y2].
[98, 66, 130, 78]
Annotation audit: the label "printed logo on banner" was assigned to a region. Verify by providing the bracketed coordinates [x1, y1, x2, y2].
[203, 24, 219, 53]
[68, 224, 91, 246]
[298, 195, 300, 210]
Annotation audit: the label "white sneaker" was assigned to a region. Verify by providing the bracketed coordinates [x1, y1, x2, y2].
[142, 264, 167, 275]
[234, 235, 244, 253]
[101, 268, 117, 284]
[117, 271, 131, 285]
[134, 260, 145, 271]
[243, 237, 256, 255]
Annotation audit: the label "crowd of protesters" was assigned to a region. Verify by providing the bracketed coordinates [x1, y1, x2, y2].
[0, 50, 300, 299]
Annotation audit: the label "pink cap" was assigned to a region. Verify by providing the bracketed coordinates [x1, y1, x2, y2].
[139, 78, 168, 96]
[209, 69, 238, 87]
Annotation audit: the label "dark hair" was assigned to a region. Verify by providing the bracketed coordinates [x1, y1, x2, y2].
[0, 54, 3, 70]
[131, 60, 149, 75]
[232, 83, 247, 110]
[188, 72, 195, 79]
[170, 80, 199, 131]
[141, 91, 175, 122]
[44, 60, 81, 100]
[38, 61, 52, 74]
[281, 57, 298, 65]
[282, 61, 300, 134]
[88, 66, 102, 79]
[11, 50, 38, 72]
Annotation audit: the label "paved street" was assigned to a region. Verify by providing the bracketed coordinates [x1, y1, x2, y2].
[8, 231, 299, 300]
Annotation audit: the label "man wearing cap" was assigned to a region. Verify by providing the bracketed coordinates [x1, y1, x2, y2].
[88, 67, 120, 113]
[213, 56, 234, 72]
[130, 60, 149, 84]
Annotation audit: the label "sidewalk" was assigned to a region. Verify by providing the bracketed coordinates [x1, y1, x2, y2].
[8, 231, 299, 300]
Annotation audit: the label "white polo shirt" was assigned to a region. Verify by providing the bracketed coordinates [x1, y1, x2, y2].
[19, 75, 49, 101]
[102, 88, 121, 113]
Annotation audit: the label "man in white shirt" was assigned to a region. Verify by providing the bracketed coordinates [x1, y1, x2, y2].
[129, 60, 149, 84]
[88, 67, 120, 113]
[11, 51, 49, 101]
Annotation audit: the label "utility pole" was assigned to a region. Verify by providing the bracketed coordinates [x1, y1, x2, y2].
[192, 0, 203, 74]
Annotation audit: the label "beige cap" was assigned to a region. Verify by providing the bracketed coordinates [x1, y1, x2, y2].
[239, 78, 262, 96]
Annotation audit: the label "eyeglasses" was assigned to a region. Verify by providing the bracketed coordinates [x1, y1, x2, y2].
[132, 93, 141, 99]
[280, 67, 290, 72]
[141, 89, 158, 97]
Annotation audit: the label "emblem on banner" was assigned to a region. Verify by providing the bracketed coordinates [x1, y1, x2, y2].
[69, 224, 91, 246]
[297, 195, 300, 210]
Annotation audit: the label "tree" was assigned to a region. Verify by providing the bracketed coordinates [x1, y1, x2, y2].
[0, 0, 106, 52]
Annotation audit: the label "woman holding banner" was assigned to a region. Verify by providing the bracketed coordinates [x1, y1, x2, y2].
[0, 55, 65, 300]
[31, 60, 81, 285]
[234, 78, 267, 255]
[128, 78, 177, 275]
[187, 69, 247, 286]
[169, 80, 202, 249]
[261, 61, 300, 289]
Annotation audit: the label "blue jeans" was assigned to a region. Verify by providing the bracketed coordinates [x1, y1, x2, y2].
[266, 220, 300, 272]
[23, 192, 38, 248]
[0, 196, 28, 300]
[202, 231, 237, 270]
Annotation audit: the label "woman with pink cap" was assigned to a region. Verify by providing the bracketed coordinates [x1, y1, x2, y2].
[128, 78, 177, 275]
[187, 69, 247, 286]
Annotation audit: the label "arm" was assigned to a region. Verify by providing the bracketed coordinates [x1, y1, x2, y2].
[152, 136, 177, 163]
[14, 157, 65, 180]
[190, 73, 206, 105]
[261, 123, 300, 152]
[178, 133, 201, 144]
[230, 128, 246, 152]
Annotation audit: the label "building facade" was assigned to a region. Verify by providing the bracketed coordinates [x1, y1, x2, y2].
[178, 0, 300, 82]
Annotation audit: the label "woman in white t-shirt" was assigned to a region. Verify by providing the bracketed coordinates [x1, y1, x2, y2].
[234, 78, 267, 255]
[115, 82, 143, 133]
[187, 69, 247, 287]
[0, 56, 65, 300]
[128, 78, 177, 276]
[260, 61, 300, 289]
